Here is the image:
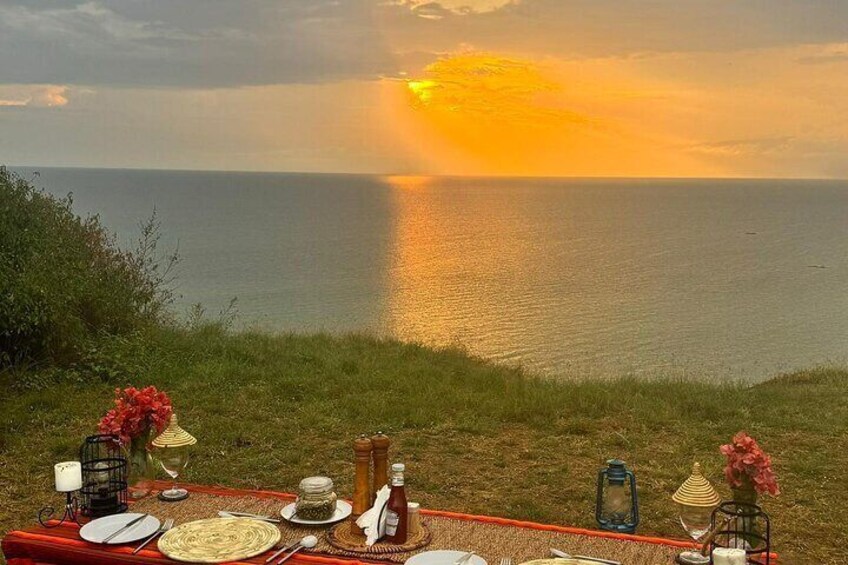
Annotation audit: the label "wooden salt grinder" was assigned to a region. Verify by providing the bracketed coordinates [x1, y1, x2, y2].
[351, 434, 373, 536]
[371, 432, 391, 502]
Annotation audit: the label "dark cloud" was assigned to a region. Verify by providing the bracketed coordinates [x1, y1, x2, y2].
[0, 0, 400, 87]
[2, 0, 848, 89]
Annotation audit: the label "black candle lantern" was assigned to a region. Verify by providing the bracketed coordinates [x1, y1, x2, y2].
[709, 501, 770, 565]
[595, 458, 639, 534]
[79, 434, 128, 518]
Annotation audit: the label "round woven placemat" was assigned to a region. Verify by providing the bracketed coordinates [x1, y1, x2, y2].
[158, 517, 281, 563]
[327, 520, 431, 554]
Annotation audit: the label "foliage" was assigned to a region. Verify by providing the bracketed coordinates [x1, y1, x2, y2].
[0, 166, 177, 368]
[1, 331, 846, 563]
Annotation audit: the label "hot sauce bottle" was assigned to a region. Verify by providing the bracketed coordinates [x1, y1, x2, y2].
[384, 463, 408, 544]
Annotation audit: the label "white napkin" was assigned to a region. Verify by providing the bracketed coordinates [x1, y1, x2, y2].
[356, 485, 391, 546]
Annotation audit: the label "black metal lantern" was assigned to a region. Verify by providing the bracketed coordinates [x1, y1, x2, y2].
[79, 434, 128, 518]
[709, 501, 770, 565]
[595, 458, 639, 534]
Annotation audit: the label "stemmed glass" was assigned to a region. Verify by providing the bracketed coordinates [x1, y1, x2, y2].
[158, 446, 190, 501]
[676, 504, 714, 564]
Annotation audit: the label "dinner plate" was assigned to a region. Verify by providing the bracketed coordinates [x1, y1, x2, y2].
[405, 550, 488, 565]
[281, 500, 353, 525]
[80, 513, 161, 545]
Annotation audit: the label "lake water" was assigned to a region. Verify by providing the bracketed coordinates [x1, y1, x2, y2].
[15, 167, 848, 381]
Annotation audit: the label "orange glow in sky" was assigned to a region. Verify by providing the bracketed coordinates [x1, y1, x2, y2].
[396, 53, 711, 177]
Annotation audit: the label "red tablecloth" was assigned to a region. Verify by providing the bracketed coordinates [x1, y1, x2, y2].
[2, 482, 703, 565]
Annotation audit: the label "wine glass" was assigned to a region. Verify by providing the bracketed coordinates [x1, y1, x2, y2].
[676, 503, 714, 564]
[158, 446, 190, 501]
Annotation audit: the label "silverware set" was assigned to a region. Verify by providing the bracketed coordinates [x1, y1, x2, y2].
[133, 518, 174, 554]
[102, 513, 149, 543]
[266, 534, 318, 564]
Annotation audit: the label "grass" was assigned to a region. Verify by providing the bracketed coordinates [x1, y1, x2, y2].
[1, 328, 846, 564]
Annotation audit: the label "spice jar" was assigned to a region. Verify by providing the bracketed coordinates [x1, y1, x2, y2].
[295, 476, 338, 521]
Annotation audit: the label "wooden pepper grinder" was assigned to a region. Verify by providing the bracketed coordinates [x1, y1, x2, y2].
[351, 434, 373, 536]
[371, 431, 391, 502]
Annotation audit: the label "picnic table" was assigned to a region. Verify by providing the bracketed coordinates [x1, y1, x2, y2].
[2, 481, 700, 565]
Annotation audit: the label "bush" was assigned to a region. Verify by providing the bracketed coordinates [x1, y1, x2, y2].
[0, 166, 176, 367]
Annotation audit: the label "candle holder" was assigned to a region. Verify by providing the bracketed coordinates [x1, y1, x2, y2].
[38, 491, 82, 528]
[39, 461, 83, 528]
[709, 501, 770, 564]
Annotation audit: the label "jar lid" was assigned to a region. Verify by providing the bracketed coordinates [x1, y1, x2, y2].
[299, 476, 334, 494]
[392, 463, 405, 472]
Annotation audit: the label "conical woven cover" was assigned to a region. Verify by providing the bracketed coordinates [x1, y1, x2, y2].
[672, 462, 721, 507]
[152, 413, 197, 448]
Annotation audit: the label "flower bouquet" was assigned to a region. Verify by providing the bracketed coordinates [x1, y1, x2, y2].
[99, 386, 173, 497]
[720, 431, 780, 503]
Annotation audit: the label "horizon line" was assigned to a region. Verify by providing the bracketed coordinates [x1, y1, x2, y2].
[6, 163, 845, 183]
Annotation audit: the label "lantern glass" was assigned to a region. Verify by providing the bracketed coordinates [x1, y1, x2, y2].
[602, 482, 631, 522]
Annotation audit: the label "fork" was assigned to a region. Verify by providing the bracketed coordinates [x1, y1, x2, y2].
[500, 557, 513, 565]
[133, 518, 174, 554]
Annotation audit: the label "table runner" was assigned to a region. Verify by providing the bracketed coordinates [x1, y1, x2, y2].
[3, 482, 711, 565]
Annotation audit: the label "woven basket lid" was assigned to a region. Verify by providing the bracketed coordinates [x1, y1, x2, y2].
[672, 462, 721, 507]
[152, 413, 197, 448]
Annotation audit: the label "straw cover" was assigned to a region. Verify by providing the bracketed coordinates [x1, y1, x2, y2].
[672, 462, 721, 507]
[152, 413, 197, 448]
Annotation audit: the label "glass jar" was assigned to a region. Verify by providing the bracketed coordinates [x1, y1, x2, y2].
[295, 476, 337, 521]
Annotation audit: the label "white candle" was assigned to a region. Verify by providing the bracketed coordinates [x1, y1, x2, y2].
[54, 461, 82, 493]
[712, 547, 747, 565]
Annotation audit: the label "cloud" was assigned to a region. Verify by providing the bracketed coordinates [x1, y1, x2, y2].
[388, 1, 516, 19]
[796, 43, 848, 65]
[0, 85, 70, 108]
[685, 137, 795, 157]
[0, 1, 399, 87]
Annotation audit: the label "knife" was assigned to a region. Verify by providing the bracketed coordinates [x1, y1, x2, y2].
[103, 513, 150, 543]
[550, 548, 621, 565]
[218, 511, 282, 524]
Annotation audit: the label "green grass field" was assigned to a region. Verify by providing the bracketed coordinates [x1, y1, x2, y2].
[1, 328, 845, 564]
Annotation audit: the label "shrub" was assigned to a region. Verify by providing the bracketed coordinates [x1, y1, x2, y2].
[0, 166, 176, 367]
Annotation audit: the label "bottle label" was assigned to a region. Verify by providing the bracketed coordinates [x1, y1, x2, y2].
[385, 509, 399, 536]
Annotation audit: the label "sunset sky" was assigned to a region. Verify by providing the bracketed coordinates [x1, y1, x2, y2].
[2, 1, 848, 177]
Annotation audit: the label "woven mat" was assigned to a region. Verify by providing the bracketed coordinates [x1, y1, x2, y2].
[133, 493, 681, 564]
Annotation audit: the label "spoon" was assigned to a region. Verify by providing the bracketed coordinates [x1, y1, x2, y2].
[266, 535, 317, 564]
[277, 535, 317, 565]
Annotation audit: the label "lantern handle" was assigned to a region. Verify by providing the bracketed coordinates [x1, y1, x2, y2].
[594, 468, 609, 527]
[626, 469, 639, 529]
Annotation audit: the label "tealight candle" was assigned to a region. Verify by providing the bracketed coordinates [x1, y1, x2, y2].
[712, 547, 746, 565]
[54, 461, 82, 493]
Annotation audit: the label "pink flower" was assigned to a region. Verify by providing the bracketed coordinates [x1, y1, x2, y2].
[719, 431, 780, 496]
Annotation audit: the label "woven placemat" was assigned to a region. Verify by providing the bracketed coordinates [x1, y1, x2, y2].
[327, 519, 431, 554]
[133, 492, 682, 564]
[158, 517, 280, 563]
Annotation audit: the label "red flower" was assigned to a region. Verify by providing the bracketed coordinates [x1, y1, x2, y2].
[98, 386, 173, 446]
[719, 431, 780, 496]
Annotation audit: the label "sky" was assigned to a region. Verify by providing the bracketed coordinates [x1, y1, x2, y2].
[2, 0, 848, 177]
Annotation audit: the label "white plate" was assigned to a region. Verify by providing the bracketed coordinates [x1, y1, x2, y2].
[80, 513, 161, 545]
[281, 500, 352, 525]
[405, 550, 488, 565]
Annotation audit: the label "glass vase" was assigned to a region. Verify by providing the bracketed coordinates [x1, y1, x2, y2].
[730, 477, 760, 549]
[126, 431, 156, 499]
